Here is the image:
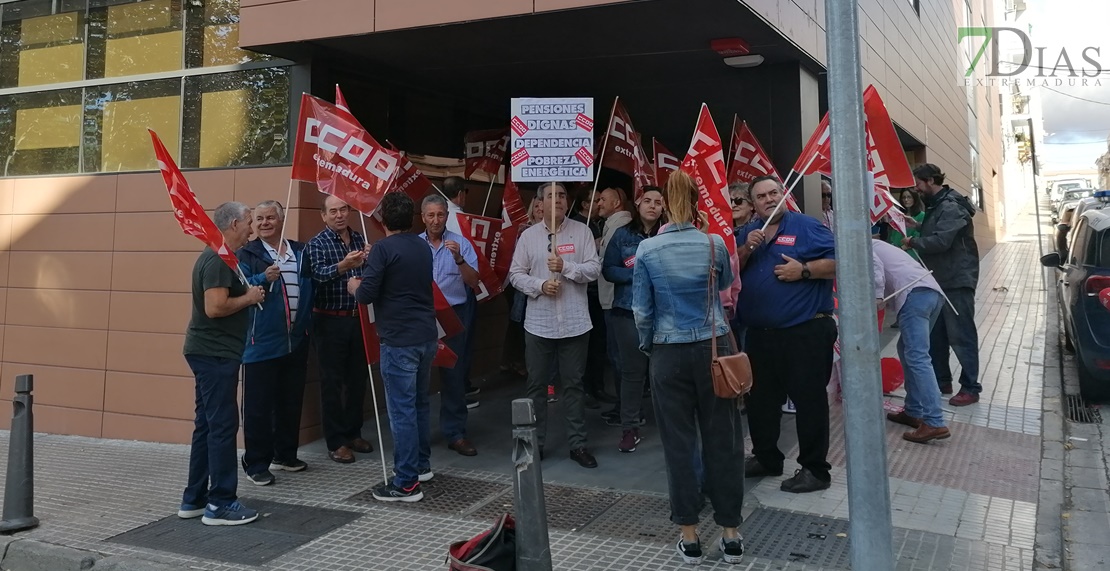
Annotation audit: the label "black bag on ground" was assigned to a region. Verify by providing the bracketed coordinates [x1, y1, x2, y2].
[446, 513, 516, 571]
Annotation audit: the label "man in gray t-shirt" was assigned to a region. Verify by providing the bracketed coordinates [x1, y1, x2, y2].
[179, 202, 264, 527]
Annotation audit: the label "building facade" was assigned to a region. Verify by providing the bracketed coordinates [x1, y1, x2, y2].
[0, 0, 1003, 443]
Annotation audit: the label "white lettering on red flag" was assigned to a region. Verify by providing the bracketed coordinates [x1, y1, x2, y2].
[291, 94, 399, 217]
[791, 112, 833, 178]
[149, 129, 239, 271]
[601, 98, 639, 177]
[492, 177, 528, 286]
[863, 86, 915, 188]
[456, 212, 505, 303]
[681, 104, 737, 266]
[386, 149, 435, 203]
[464, 128, 510, 180]
[653, 138, 680, 187]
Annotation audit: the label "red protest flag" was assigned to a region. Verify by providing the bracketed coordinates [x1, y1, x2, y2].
[863, 85, 915, 188]
[680, 104, 737, 262]
[432, 340, 458, 368]
[791, 112, 833, 179]
[492, 176, 528, 284]
[653, 138, 680, 188]
[455, 212, 505, 303]
[464, 128, 510, 180]
[149, 129, 239, 271]
[729, 118, 780, 185]
[357, 304, 381, 364]
[357, 284, 464, 367]
[433, 281, 465, 340]
[291, 93, 400, 217]
[600, 98, 641, 178]
[387, 149, 436, 203]
[335, 84, 351, 113]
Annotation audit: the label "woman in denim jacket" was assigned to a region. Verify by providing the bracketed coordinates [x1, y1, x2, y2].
[602, 187, 665, 453]
[632, 171, 746, 565]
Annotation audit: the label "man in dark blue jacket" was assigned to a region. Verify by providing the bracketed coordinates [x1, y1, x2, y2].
[238, 201, 315, 485]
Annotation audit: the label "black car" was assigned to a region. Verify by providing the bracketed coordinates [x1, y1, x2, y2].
[1042, 190, 1110, 400]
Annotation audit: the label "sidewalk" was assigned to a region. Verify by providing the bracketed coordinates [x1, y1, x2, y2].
[0, 199, 1056, 570]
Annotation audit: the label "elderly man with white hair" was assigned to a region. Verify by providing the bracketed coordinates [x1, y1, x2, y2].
[179, 202, 265, 526]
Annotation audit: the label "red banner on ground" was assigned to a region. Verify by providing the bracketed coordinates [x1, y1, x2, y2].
[863, 86, 915, 189]
[653, 138, 680, 188]
[680, 104, 737, 263]
[455, 212, 505, 303]
[291, 93, 399, 217]
[464, 128, 510, 180]
[149, 129, 239, 271]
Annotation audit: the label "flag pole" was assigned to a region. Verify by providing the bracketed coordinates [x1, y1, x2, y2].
[358, 213, 391, 486]
[585, 96, 619, 229]
[881, 270, 934, 303]
[270, 178, 296, 292]
[480, 169, 498, 218]
[760, 152, 820, 233]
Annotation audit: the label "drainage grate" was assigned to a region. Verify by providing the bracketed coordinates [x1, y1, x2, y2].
[470, 484, 625, 531]
[1066, 394, 1102, 423]
[106, 499, 361, 565]
[347, 474, 509, 516]
[740, 508, 852, 568]
[579, 494, 720, 544]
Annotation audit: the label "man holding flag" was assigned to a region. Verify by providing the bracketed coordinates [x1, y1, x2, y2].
[348, 192, 439, 502]
[737, 176, 838, 494]
[180, 202, 266, 526]
[419, 194, 480, 457]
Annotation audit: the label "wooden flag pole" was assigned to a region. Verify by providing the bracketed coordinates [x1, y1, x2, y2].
[357, 213, 390, 486]
[480, 170, 498, 218]
[270, 178, 296, 292]
[760, 152, 820, 233]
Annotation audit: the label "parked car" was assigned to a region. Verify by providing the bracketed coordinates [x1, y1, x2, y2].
[1053, 188, 1094, 216]
[1042, 190, 1110, 400]
[1055, 202, 1081, 257]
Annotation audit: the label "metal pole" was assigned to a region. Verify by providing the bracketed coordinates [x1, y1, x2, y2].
[0, 374, 38, 533]
[511, 398, 552, 571]
[1027, 118, 1046, 258]
[824, 1, 894, 569]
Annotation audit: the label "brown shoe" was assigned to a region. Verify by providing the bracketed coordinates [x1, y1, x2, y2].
[886, 410, 923, 428]
[448, 439, 478, 457]
[903, 425, 951, 443]
[329, 445, 356, 463]
[948, 391, 980, 407]
[348, 438, 374, 453]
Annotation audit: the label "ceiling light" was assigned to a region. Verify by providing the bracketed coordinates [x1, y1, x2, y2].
[724, 54, 765, 68]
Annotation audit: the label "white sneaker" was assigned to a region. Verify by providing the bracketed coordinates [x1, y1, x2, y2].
[782, 398, 797, 414]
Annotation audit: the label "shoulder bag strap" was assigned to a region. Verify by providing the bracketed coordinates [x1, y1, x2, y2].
[708, 234, 719, 361]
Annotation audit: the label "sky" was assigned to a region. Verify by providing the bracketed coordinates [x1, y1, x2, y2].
[1016, 0, 1110, 172]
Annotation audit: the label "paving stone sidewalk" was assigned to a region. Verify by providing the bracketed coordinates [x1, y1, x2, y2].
[0, 199, 1058, 570]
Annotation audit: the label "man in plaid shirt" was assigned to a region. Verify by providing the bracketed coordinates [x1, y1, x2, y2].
[308, 195, 375, 464]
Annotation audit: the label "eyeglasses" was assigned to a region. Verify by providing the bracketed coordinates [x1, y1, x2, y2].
[731, 197, 747, 206]
[821, 193, 833, 198]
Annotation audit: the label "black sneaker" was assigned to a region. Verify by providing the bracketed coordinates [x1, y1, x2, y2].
[270, 459, 307, 472]
[246, 470, 275, 486]
[371, 481, 424, 502]
[601, 409, 620, 425]
[393, 468, 434, 483]
[676, 535, 705, 565]
[466, 386, 480, 398]
[719, 536, 745, 564]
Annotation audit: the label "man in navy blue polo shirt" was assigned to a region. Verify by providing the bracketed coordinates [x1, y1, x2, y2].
[736, 176, 838, 494]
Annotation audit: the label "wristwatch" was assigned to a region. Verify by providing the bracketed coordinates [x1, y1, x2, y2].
[801, 263, 811, 280]
[455, 258, 466, 265]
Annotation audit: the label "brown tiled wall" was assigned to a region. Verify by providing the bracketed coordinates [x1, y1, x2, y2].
[0, 167, 319, 444]
[0, 166, 510, 445]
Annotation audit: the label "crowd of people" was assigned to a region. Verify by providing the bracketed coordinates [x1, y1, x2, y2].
[176, 163, 982, 566]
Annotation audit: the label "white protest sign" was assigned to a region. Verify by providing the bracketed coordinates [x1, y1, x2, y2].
[509, 97, 594, 182]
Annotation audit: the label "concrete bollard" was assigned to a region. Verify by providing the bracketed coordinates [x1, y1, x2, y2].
[0, 374, 39, 533]
[511, 398, 552, 571]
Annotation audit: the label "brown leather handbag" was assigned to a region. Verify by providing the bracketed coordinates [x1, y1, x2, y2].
[707, 234, 753, 399]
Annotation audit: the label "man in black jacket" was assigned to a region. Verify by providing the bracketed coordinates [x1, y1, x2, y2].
[903, 164, 982, 406]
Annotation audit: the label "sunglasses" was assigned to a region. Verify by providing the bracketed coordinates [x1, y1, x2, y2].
[822, 193, 833, 198]
[731, 197, 748, 206]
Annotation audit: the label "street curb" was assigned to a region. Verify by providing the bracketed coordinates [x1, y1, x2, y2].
[1034, 267, 1065, 571]
[0, 538, 181, 571]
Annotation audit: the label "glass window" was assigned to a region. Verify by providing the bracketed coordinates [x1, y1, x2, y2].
[0, 88, 84, 175]
[181, 67, 289, 169]
[0, 0, 88, 88]
[82, 78, 181, 172]
[185, 0, 269, 68]
[87, 0, 184, 80]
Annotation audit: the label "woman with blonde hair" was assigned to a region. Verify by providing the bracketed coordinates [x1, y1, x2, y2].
[632, 170, 746, 565]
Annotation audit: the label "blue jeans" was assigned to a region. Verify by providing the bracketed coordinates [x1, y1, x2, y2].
[439, 298, 475, 443]
[183, 355, 241, 509]
[930, 287, 981, 394]
[898, 288, 947, 428]
[380, 341, 436, 488]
